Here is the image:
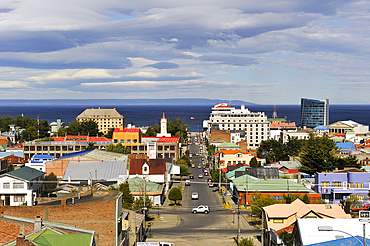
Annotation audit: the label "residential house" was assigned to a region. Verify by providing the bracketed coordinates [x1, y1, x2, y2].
[0, 153, 25, 169]
[218, 149, 255, 169]
[129, 159, 166, 184]
[232, 174, 321, 205]
[127, 176, 164, 206]
[263, 198, 350, 236]
[265, 161, 302, 178]
[335, 142, 357, 156]
[0, 215, 95, 246]
[0, 166, 44, 206]
[293, 218, 370, 246]
[314, 172, 370, 204]
[25, 154, 54, 172]
[269, 121, 297, 141]
[0, 190, 134, 246]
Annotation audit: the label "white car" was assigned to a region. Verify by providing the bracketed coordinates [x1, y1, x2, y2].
[192, 192, 199, 200]
[192, 205, 210, 214]
[198, 174, 203, 178]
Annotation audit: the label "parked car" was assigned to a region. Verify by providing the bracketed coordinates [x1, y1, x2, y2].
[192, 192, 199, 200]
[198, 174, 203, 178]
[198, 164, 201, 169]
[192, 205, 210, 214]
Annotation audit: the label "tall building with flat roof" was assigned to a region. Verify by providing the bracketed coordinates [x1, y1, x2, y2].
[76, 107, 124, 134]
[301, 98, 329, 128]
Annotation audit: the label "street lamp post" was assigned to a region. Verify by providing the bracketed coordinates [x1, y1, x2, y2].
[318, 226, 364, 246]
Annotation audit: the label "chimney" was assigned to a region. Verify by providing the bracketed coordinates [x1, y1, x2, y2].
[34, 216, 42, 234]
[16, 234, 24, 246]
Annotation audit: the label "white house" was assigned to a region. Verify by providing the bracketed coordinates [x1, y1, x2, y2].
[25, 154, 54, 172]
[0, 166, 45, 206]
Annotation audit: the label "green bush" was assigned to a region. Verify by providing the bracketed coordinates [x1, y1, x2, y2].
[239, 237, 255, 246]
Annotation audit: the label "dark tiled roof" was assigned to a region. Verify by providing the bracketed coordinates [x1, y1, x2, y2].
[4, 166, 45, 181]
[130, 159, 165, 175]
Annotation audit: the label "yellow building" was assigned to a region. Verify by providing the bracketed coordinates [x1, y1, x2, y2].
[219, 149, 255, 169]
[112, 125, 141, 146]
[76, 107, 124, 134]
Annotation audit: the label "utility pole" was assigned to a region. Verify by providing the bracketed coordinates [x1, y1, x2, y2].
[237, 195, 240, 244]
[143, 175, 146, 234]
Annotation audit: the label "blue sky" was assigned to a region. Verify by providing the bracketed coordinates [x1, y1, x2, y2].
[0, 0, 369, 104]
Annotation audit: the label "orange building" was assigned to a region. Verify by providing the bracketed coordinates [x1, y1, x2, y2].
[112, 125, 141, 146]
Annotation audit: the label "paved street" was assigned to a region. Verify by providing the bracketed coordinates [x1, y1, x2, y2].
[146, 133, 261, 246]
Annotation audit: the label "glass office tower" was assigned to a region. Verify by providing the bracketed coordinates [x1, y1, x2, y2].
[301, 98, 329, 128]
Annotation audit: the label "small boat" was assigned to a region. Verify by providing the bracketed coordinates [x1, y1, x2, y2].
[190, 117, 196, 120]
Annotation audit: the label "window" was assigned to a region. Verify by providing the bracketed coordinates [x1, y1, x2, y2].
[273, 219, 284, 223]
[14, 195, 25, 202]
[170, 146, 175, 151]
[133, 139, 137, 143]
[13, 183, 24, 189]
[321, 182, 329, 188]
[114, 139, 118, 143]
[120, 139, 125, 143]
[333, 182, 341, 187]
[127, 139, 131, 143]
[3, 183, 10, 189]
[158, 146, 163, 151]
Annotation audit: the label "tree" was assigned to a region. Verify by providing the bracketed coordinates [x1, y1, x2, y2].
[208, 144, 216, 156]
[86, 142, 95, 150]
[346, 195, 362, 208]
[285, 136, 305, 159]
[65, 120, 82, 135]
[239, 237, 255, 246]
[168, 187, 183, 205]
[105, 143, 131, 154]
[133, 195, 153, 212]
[176, 155, 191, 167]
[168, 117, 188, 143]
[7, 163, 14, 172]
[143, 126, 157, 137]
[249, 157, 260, 168]
[179, 164, 189, 178]
[278, 231, 293, 246]
[251, 194, 281, 217]
[119, 182, 134, 209]
[257, 139, 289, 164]
[42, 172, 57, 196]
[299, 133, 336, 174]
[80, 120, 100, 136]
[104, 128, 115, 139]
[333, 156, 361, 170]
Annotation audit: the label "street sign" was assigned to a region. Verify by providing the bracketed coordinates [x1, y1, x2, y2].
[360, 211, 370, 222]
[223, 192, 226, 197]
[232, 210, 236, 214]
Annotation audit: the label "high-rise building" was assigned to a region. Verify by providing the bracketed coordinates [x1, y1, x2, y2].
[301, 98, 329, 128]
[76, 107, 124, 134]
[204, 103, 270, 149]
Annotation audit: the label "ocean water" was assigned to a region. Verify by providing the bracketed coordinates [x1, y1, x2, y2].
[0, 104, 369, 132]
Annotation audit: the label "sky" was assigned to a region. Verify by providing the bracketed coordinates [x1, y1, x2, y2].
[0, 0, 369, 104]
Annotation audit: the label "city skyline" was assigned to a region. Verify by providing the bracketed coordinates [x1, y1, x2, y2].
[0, 1, 369, 104]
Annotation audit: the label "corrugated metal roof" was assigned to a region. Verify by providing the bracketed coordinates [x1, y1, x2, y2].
[4, 166, 45, 181]
[128, 176, 163, 193]
[83, 149, 129, 161]
[62, 160, 127, 181]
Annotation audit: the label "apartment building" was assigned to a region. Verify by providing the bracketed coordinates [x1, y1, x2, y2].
[204, 103, 270, 149]
[76, 107, 124, 134]
[23, 136, 112, 160]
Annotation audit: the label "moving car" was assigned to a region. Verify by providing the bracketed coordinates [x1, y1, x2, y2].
[198, 174, 203, 178]
[208, 183, 214, 187]
[192, 192, 199, 200]
[189, 174, 194, 179]
[185, 180, 190, 186]
[198, 164, 201, 169]
[204, 172, 209, 176]
[192, 205, 210, 214]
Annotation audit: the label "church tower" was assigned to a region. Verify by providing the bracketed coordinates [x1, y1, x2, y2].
[157, 112, 171, 137]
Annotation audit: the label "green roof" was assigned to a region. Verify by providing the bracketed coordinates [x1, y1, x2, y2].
[331, 136, 345, 142]
[226, 166, 249, 180]
[5, 166, 45, 181]
[233, 174, 310, 192]
[218, 142, 241, 149]
[28, 229, 92, 246]
[128, 177, 163, 193]
[268, 118, 287, 123]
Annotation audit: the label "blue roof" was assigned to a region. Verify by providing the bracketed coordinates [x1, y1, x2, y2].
[314, 125, 329, 130]
[55, 149, 95, 160]
[33, 154, 54, 159]
[335, 142, 356, 151]
[307, 235, 370, 246]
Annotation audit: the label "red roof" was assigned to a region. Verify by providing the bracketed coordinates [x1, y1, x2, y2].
[114, 128, 140, 133]
[52, 135, 111, 142]
[130, 159, 166, 175]
[8, 143, 23, 149]
[157, 137, 179, 143]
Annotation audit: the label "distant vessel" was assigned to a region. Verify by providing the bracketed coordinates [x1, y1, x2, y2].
[190, 117, 196, 120]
